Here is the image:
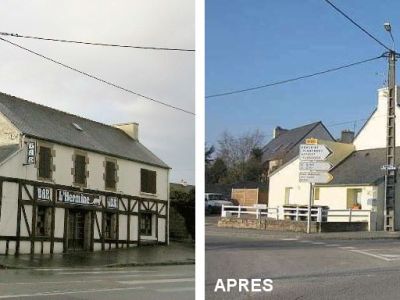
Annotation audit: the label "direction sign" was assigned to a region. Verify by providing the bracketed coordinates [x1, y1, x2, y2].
[299, 144, 332, 161]
[299, 171, 333, 184]
[299, 161, 333, 172]
[381, 165, 397, 171]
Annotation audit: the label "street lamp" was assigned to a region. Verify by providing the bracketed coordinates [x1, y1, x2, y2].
[384, 22, 395, 51]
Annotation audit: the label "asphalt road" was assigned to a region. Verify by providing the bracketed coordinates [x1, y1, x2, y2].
[206, 219, 400, 300]
[0, 264, 194, 299]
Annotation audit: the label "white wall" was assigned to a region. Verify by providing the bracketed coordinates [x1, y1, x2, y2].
[354, 86, 400, 150]
[0, 139, 169, 201]
[269, 158, 312, 208]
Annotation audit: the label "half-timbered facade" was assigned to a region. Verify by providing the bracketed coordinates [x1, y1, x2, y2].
[0, 93, 170, 255]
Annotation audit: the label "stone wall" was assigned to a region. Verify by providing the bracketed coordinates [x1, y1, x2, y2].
[218, 217, 369, 233]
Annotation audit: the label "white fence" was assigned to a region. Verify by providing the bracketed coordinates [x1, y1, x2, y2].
[221, 205, 376, 231]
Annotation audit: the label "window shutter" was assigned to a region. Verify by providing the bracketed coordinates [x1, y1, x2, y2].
[74, 155, 86, 184]
[105, 161, 116, 189]
[39, 147, 52, 179]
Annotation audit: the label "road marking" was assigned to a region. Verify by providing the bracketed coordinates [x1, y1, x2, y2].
[0, 280, 103, 285]
[34, 267, 130, 271]
[325, 244, 340, 247]
[299, 240, 312, 243]
[57, 270, 155, 275]
[340, 246, 355, 250]
[311, 242, 326, 245]
[0, 287, 145, 298]
[156, 287, 195, 293]
[349, 249, 392, 261]
[280, 238, 299, 241]
[117, 278, 195, 285]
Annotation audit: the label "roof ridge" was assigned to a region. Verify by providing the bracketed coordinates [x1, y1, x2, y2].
[0, 91, 127, 131]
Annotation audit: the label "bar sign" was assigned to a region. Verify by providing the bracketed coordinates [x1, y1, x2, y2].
[27, 141, 36, 164]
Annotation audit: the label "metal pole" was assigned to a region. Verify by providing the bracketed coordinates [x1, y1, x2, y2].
[307, 183, 314, 233]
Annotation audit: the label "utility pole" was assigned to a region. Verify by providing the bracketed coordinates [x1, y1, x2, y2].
[384, 22, 397, 231]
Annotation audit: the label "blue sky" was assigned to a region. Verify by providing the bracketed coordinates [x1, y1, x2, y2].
[206, 0, 399, 147]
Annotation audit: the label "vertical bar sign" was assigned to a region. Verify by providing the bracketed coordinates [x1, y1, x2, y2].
[26, 141, 36, 164]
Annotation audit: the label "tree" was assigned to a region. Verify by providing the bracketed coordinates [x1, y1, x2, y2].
[216, 130, 265, 182]
[205, 144, 215, 165]
[207, 157, 228, 184]
[244, 147, 264, 182]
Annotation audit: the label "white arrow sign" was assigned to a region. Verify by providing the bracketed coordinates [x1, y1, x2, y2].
[299, 171, 333, 184]
[299, 144, 332, 161]
[299, 161, 333, 171]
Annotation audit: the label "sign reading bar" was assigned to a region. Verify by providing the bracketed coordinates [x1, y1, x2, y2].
[299, 171, 333, 184]
[305, 138, 318, 145]
[299, 161, 332, 172]
[37, 187, 52, 201]
[57, 190, 101, 206]
[299, 144, 332, 161]
[107, 196, 118, 209]
[26, 141, 36, 165]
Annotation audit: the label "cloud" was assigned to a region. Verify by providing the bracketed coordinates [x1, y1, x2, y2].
[0, 0, 195, 184]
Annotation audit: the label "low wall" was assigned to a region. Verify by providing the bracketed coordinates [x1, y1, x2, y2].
[218, 218, 369, 233]
[320, 222, 368, 232]
[218, 217, 319, 233]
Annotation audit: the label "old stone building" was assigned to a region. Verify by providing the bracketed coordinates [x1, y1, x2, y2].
[0, 93, 170, 255]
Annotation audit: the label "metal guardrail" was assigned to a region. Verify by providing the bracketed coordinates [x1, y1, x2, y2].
[221, 205, 375, 231]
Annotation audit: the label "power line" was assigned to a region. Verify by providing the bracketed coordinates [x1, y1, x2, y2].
[323, 0, 391, 51]
[0, 37, 195, 116]
[0, 32, 195, 52]
[206, 54, 384, 99]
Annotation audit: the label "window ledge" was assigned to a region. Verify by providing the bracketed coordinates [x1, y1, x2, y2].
[140, 192, 158, 198]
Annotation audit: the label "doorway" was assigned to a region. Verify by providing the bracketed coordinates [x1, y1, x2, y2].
[68, 210, 89, 251]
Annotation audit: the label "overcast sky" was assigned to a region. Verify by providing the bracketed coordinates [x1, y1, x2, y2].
[0, 0, 194, 184]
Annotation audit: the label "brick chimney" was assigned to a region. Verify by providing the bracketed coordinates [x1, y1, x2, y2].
[113, 122, 139, 140]
[340, 130, 354, 144]
[273, 126, 288, 139]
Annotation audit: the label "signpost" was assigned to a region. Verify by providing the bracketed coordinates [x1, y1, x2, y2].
[299, 139, 333, 233]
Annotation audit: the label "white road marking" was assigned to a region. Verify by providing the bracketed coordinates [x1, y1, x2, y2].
[57, 270, 155, 275]
[280, 238, 299, 241]
[34, 267, 129, 272]
[117, 278, 195, 285]
[325, 244, 340, 247]
[0, 287, 145, 298]
[349, 249, 392, 261]
[0, 280, 103, 285]
[311, 242, 326, 245]
[156, 287, 195, 293]
[299, 240, 312, 243]
[340, 246, 355, 250]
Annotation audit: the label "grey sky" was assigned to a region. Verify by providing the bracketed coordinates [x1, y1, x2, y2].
[0, 0, 195, 184]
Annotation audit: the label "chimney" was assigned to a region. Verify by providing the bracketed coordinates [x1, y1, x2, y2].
[113, 122, 139, 140]
[273, 126, 288, 139]
[340, 130, 354, 144]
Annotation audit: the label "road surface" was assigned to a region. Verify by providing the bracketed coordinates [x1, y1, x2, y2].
[0, 264, 194, 299]
[206, 218, 400, 299]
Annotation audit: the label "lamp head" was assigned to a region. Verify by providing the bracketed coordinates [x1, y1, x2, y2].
[384, 22, 392, 32]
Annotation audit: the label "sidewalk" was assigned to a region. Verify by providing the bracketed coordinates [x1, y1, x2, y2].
[0, 242, 194, 269]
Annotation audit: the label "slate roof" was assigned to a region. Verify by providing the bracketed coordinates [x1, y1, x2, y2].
[0, 144, 19, 163]
[0, 93, 169, 169]
[319, 148, 393, 186]
[262, 121, 327, 162]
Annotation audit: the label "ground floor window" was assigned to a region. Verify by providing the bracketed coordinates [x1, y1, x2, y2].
[36, 206, 51, 236]
[346, 188, 362, 209]
[140, 213, 153, 236]
[104, 213, 117, 239]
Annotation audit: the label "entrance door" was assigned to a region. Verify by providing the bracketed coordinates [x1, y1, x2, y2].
[68, 210, 86, 251]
